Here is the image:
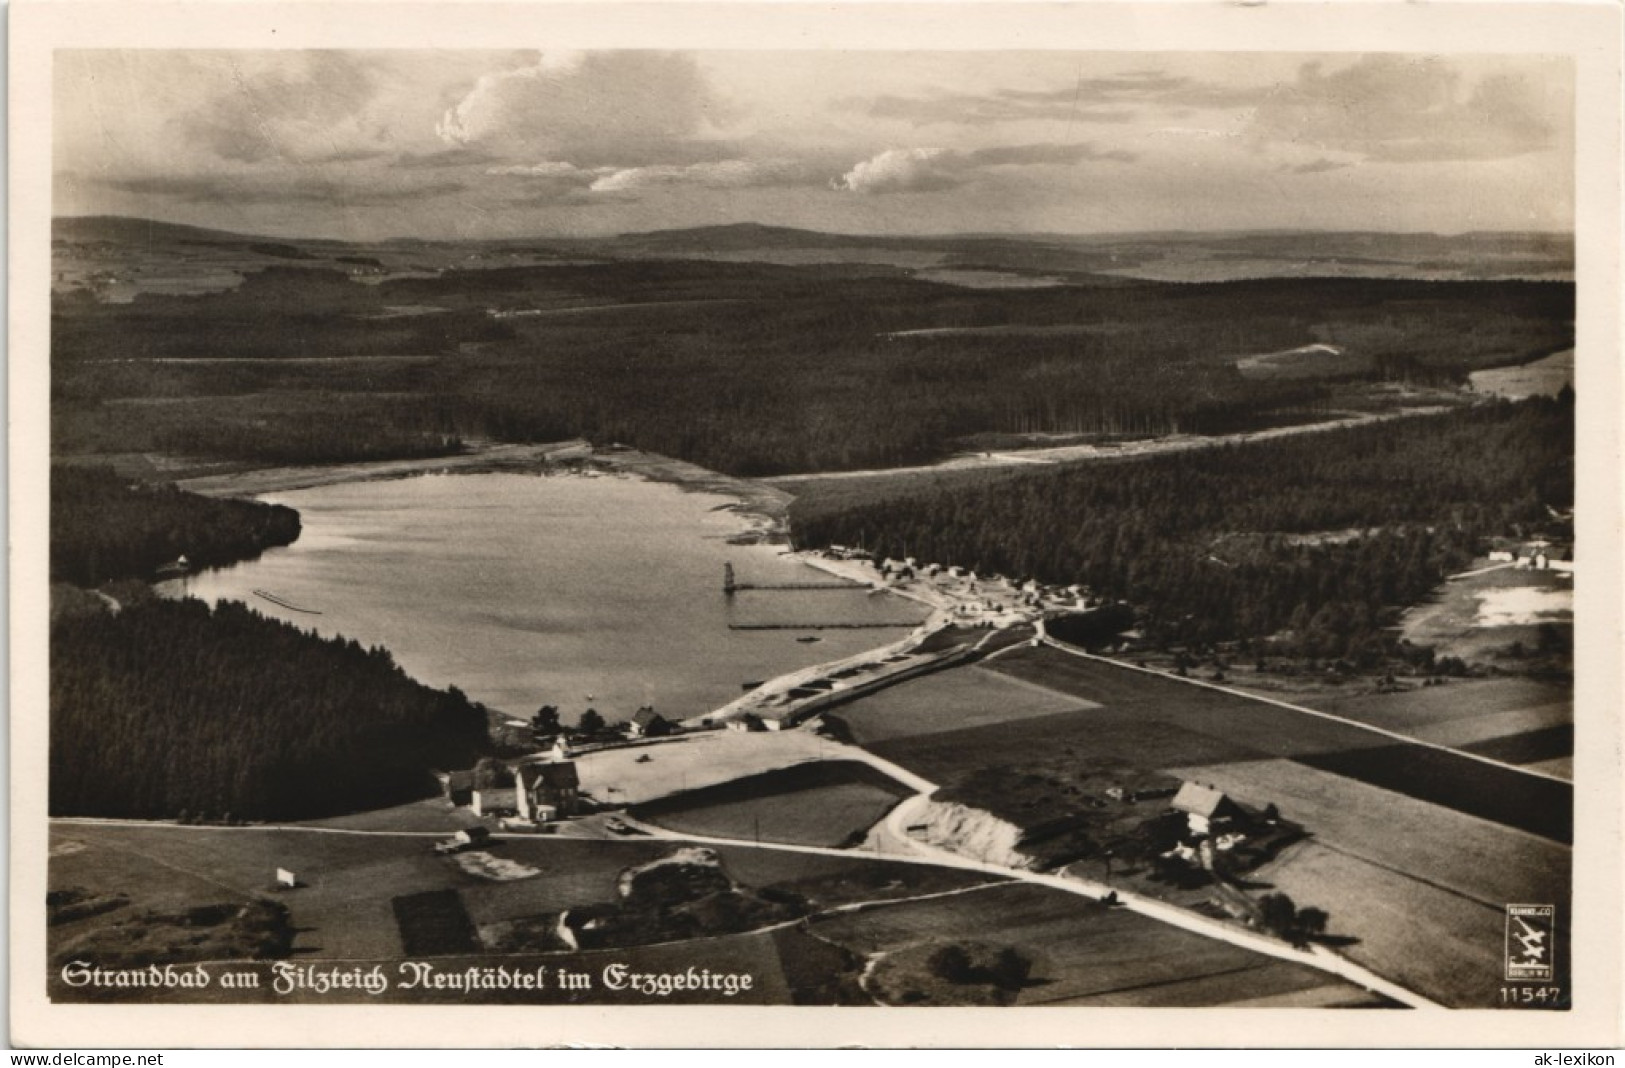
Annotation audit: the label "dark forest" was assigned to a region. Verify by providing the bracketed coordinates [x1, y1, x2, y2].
[53, 262, 1572, 475]
[50, 597, 490, 820]
[791, 395, 1574, 659]
[51, 465, 302, 586]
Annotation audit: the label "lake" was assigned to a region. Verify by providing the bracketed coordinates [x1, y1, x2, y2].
[159, 472, 927, 723]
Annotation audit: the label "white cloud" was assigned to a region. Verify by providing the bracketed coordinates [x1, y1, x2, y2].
[176, 53, 390, 165]
[437, 51, 723, 165]
[832, 148, 961, 194]
[588, 159, 816, 193]
[833, 142, 1133, 194]
[484, 161, 595, 178]
[1247, 56, 1566, 163]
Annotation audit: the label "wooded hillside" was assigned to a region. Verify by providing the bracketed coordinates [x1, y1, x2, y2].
[50, 597, 490, 820]
[53, 262, 1572, 475]
[51, 465, 301, 585]
[791, 395, 1574, 659]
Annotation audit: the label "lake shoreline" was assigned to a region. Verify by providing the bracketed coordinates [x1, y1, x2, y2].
[176, 439, 794, 542]
[161, 466, 899, 718]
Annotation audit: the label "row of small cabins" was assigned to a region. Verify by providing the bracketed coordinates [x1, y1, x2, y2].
[825, 546, 1105, 611]
[1487, 543, 1575, 573]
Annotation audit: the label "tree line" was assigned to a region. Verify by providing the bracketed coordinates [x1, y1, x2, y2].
[50, 597, 490, 820]
[52, 465, 302, 586]
[791, 395, 1574, 660]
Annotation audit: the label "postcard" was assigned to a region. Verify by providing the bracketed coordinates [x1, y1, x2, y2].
[10, 0, 1622, 1049]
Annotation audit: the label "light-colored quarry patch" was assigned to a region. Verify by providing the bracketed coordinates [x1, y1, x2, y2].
[1475, 587, 1572, 627]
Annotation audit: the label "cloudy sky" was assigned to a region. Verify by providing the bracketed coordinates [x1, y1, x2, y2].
[54, 50, 1573, 240]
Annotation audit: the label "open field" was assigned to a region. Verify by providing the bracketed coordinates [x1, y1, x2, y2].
[1456, 724, 1572, 764]
[573, 729, 860, 806]
[807, 881, 1384, 1008]
[1257, 841, 1566, 1008]
[47, 817, 1009, 1004]
[1224, 673, 1572, 777]
[630, 761, 912, 847]
[1399, 563, 1573, 664]
[1157, 759, 1570, 913]
[870, 707, 1266, 782]
[48, 824, 549, 961]
[979, 647, 1571, 841]
[46, 821, 997, 968]
[847, 646, 1569, 1006]
[1469, 348, 1574, 399]
[1162, 756, 1569, 1007]
[1310, 677, 1571, 737]
[825, 665, 1092, 744]
[1295, 744, 1569, 841]
[295, 798, 486, 833]
[391, 889, 480, 956]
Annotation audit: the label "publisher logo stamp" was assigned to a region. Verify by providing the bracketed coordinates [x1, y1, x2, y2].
[1505, 904, 1555, 981]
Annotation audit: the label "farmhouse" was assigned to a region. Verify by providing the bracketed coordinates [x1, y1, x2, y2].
[726, 713, 766, 732]
[516, 761, 581, 820]
[1171, 781, 1242, 836]
[625, 706, 673, 739]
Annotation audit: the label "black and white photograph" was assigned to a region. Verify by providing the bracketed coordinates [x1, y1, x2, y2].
[10, 0, 1623, 1050]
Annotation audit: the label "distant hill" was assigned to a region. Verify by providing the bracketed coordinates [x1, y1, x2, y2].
[53, 215, 1574, 283]
[54, 215, 272, 246]
[594, 223, 1572, 283]
[602, 222, 896, 252]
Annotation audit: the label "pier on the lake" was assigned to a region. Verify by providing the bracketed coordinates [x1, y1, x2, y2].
[723, 562, 866, 594]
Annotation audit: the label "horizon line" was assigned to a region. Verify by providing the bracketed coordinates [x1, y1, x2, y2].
[52, 213, 1578, 247]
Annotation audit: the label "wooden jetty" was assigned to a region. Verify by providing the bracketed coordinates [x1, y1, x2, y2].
[723, 562, 861, 594]
[253, 589, 322, 615]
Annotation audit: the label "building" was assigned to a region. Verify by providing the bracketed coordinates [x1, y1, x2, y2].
[432, 769, 475, 807]
[726, 713, 766, 732]
[156, 554, 191, 577]
[625, 706, 672, 739]
[1170, 781, 1242, 836]
[470, 788, 518, 818]
[516, 761, 581, 820]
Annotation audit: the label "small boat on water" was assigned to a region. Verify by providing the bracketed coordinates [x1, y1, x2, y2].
[253, 589, 322, 615]
[796, 635, 822, 644]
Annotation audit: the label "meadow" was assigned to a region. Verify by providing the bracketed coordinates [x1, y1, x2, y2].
[806, 881, 1382, 1008]
[978, 648, 1572, 842]
[823, 664, 1091, 744]
[629, 761, 913, 847]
